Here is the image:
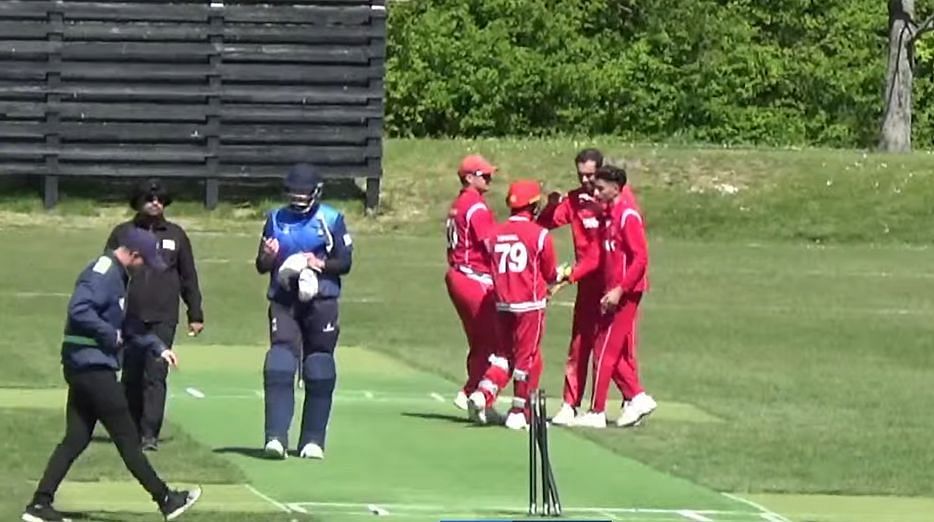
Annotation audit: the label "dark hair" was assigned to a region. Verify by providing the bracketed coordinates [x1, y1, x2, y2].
[574, 148, 603, 167]
[594, 165, 627, 186]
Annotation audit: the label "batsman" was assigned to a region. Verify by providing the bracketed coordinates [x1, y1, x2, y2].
[254, 163, 353, 460]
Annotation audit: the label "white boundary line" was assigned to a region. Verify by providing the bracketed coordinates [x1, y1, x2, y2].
[244, 484, 291, 513]
[721, 493, 791, 522]
[678, 510, 714, 522]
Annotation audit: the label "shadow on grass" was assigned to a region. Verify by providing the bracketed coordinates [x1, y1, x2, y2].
[59, 511, 127, 521]
[212, 446, 280, 461]
[400, 411, 477, 425]
[90, 435, 175, 444]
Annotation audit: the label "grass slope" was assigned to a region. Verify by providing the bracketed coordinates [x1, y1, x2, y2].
[3, 139, 934, 244]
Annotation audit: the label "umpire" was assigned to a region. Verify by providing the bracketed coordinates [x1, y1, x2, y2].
[22, 228, 201, 522]
[105, 179, 205, 451]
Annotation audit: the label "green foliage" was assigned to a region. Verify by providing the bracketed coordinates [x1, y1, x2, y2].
[386, 0, 896, 147]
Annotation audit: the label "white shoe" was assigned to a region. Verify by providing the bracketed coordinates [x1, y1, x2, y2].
[550, 402, 577, 426]
[299, 442, 324, 459]
[618, 400, 642, 427]
[454, 390, 469, 411]
[617, 393, 657, 427]
[504, 411, 529, 430]
[467, 391, 488, 424]
[264, 439, 287, 459]
[572, 410, 607, 428]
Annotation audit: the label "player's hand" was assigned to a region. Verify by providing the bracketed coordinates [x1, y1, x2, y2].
[160, 349, 179, 368]
[600, 286, 623, 314]
[304, 253, 326, 271]
[188, 322, 204, 337]
[555, 263, 573, 284]
[114, 329, 124, 347]
[262, 237, 279, 257]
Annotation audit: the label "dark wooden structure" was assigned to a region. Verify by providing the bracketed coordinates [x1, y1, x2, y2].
[0, 0, 386, 211]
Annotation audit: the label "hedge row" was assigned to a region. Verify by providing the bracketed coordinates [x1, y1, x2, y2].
[385, 0, 934, 148]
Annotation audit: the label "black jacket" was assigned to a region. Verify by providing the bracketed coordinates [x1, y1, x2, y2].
[105, 215, 204, 325]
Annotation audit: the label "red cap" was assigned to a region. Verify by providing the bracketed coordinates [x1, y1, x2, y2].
[457, 154, 497, 178]
[506, 180, 542, 209]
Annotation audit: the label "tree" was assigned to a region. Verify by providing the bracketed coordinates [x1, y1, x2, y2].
[880, 0, 934, 151]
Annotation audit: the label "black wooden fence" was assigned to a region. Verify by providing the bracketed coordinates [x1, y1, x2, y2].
[0, 0, 386, 211]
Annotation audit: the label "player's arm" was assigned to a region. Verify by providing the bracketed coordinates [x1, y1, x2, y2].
[567, 226, 602, 282]
[616, 210, 648, 294]
[536, 193, 571, 229]
[321, 213, 353, 276]
[255, 214, 277, 274]
[468, 203, 496, 252]
[177, 228, 204, 324]
[68, 269, 120, 351]
[123, 316, 169, 358]
[539, 230, 559, 284]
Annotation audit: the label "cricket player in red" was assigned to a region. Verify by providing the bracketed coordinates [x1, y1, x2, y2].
[574, 165, 657, 429]
[469, 180, 558, 430]
[536, 149, 606, 425]
[445, 155, 501, 413]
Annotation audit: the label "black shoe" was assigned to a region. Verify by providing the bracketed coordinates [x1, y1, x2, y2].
[159, 487, 202, 521]
[141, 437, 159, 451]
[22, 503, 70, 522]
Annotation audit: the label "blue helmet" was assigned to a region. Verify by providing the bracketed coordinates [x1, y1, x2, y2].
[283, 163, 323, 213]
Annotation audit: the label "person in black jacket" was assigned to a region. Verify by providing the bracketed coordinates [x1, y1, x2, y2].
[22, 228, 201, 522]
[105, 179, 205, 451]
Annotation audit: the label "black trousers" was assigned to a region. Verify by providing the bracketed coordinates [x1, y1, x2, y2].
[33, 367, 169, 505]
[121, 321, 176, 441]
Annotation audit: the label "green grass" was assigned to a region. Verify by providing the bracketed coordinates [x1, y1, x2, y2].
[0, 222, 932, 515]
[5, 138, 934, 244]
[0, 140, 930, 522]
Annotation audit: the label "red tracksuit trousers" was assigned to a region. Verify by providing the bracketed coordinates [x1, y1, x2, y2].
[477, 309, 545, 411]
[563, 276, 638, 408]
[445, 269, 499, 395]
[590, 292, 644, 413]
[562, 274, 602, 407]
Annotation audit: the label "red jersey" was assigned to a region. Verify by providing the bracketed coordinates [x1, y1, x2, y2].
[487, 215, 558, 312]
[621, 185, 641, 213]
[446, 187, 496, 278]
[536, 187, 604, 283]
[601, 196, 649, 294]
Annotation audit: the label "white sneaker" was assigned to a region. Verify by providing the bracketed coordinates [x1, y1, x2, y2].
[550, 402, 577, 426]
[264, 439, 286, 459]
[467, 391, 488, 424]
[618, 400, 643, 427]
[454, 390, 469, 411]
[572, 410, 607, 428]
[617, 393, 657, 428]
[504, 410, 529, 430]
[299, 442, 324, 459]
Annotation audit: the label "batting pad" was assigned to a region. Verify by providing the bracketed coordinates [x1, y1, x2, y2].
[264, 344, 298, 384]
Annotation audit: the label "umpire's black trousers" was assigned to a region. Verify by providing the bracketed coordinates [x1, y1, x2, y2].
[33, 367, 169, 505]
[122, 321, 176, 441]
